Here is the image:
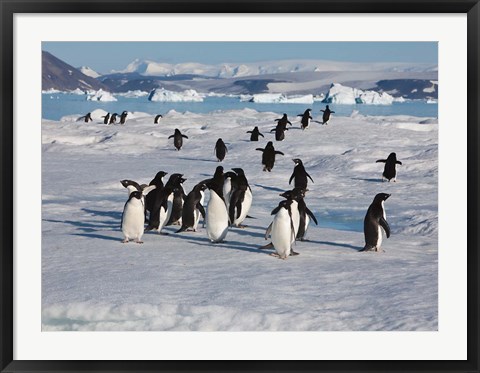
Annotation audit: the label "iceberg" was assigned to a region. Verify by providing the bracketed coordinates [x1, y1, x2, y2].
[148, 88, 204, 102]
[246, 93, 314, 104]
[86, 89, 117, 102]
[322, 83, 395, 105]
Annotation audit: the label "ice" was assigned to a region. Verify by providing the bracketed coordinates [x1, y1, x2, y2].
[323, 83, 395, 105]
[86, 89, 117, 102]
[148, 88, 204, 102]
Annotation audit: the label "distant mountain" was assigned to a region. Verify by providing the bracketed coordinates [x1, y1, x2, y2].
[42, 51, 109, 92]
[117, 58, 437, 79]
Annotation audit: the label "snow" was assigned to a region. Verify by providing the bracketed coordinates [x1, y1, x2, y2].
[116, 90, 149, 98]
[244, 93, 314, 104]
[323, 83, 395, 105]
[78, 66, 101, 78]
[148, 88, 204, 102]
[41, 108, 438, 331]
[86, 89, 117, 102]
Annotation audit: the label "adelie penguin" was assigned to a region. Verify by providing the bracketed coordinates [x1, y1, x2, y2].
[166, 177, 187, 226]
[176, 182, 207, 233]
[228, 168, 252, 228]
[247, 126, 264, 141]
[321, 105, 335, 125]
[289, 158, 314, 190]
[168, 128, 188, 151]
[214, 138, 228, 162]
[292, 188, 318, 241]
[256, 141, 284, 172]
[145, 171, 168, 223]
[154, 114, 163, 124]
[376, 152, 402, 182]
[78, 112, 92, 123]
[102, 113, 110, 125]
[274, 113, 292, 129]
[223, 171, 237, 212]
[361, 193, 391, 252]
[145, 173, 184, 235]
[109, 113, 118, 125]
[121, 185, 156, 244]
[297, 109, 313, 130]
[205, 166, 229, 243]
[119, 111, 128, 125]
[264, 200, 296, 259]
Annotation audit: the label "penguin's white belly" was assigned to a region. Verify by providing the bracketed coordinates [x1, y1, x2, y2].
[193, 191, 205, 230]
[271, 210, 292, 259]
[157, 196, 173, 232]
[122, 200, 144, 239]
[233, 188, 252, 226]
[291, 201, 300, 236]
[206, 191, 229, 242]
[376, 226, 383, 249]
[223, 180, 232, 211]
[304, 214, 310, 237]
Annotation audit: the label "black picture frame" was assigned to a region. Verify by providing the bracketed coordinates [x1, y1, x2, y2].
[1, 1, 479, 372]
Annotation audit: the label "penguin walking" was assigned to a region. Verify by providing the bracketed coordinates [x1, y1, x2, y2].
[297, 109, 313, 130]
[145, 171, 168, 223]
[154, 114, 163, 124]
[228, 168, 253, 228]
[121, 186, 156, 243]
[214, 138, 228, 162]
[168, 128, 188, 151]
[176, 182, 207, 233]
[78, 112, 92, 123]
[109, 113, 118, 125]
[119, 111, 128, 125]
[289, 158, 314, 190]
[361, 193, 391, 252]
[166, 177, 187, 226]
[376, 152, 403, 182]
[145, 173, 183, 234]
[102, 113, 110, 124]
[321, 105, 335, 125]
[256, 141, 284, 172]
[205, 166, 229, 243]
[247, 126, 264, 141]
[270, 124, 288, 141]
[274, 113, 292, 128]
[265, 200, 296, 259]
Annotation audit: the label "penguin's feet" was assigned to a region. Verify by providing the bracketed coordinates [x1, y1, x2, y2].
[160, 232, 169, 235]
[290, 250, 300, 256]
[135, 240, 144, 244]
[122, 238, 129, 243]
[269, 253, 286, 260]
[259, 242, 274, 250]
[236, 224, 247, 228]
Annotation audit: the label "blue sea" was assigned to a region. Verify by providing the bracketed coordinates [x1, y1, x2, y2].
[42, 93, 438, 121]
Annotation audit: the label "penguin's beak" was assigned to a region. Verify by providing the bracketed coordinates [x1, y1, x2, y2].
[385, 194, 391, 200]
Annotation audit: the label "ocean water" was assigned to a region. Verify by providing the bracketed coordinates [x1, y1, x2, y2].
[42, 93, 438, 121]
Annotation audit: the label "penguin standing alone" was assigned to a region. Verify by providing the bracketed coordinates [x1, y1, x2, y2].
[78, 112, 92, 123]
[361, 193, 391, 252]
[321, 105, 335, 125]
[256, 141, 284, 172]
[119, 111, 128, 125]
[247, 126, 264, 141]
[154, 114, 163, 124]
[168, 129, 188, 151]
[214, 138, 228, 162]
[297, 109, 313, 130]
[376, 152, 403, 182]
[121, 186, 156, 243]
[289, 158, 314, 190]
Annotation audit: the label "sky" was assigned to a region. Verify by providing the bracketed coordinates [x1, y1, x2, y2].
[42, 42, 438, 74]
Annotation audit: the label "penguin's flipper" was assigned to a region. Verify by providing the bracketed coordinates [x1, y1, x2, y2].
[270, 128, 276, 133]
[246, 131, 252, 134]
[168, 135, 174, 139]
[259, 132, 264, 137]
[309, 116, 313, 119]
[275, 151, 285, 156]
[376, 159, 387, 163]
[287, 121, 292, 126]
[274, 119, 280, 122]
[270, 205, 282, 215]
[255, 148, 265, 152]
[306, 207, 318, 225]
[288, 172, 295, 185]
[264, 222, 273, 239]
[312, 120, 323, 124]
[182, 135, 189, 139]
[306, 172, 314, 183]
[197, 203, 206, 219]
[396, 161, 403, 165]
[331, 111, 335, 113]
[380, 217, 391, 238]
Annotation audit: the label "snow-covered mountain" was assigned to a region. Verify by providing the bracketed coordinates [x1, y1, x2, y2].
[117, 58, 437, 79]
[78, 66, 101, 78]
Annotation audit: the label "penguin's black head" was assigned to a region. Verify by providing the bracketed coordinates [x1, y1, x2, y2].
[387, 152, 397, 160]
[326, 105, 330, 109]
[196, 182, 208, 191]
[224, 171, 237, 180]
[120, 179, 141, 191]
[166, 173, 183, 186]
[154, 171, 168, 179]
[374, 193, 391, 203]
[129, 191, 143, 200]
[231, 168, 245, 176]
[292, 187, 306, 199]
[266, 141, 273, 147]
[174, 128, 181, 134]
[283, 113, 287, 117]
[214, 166, 224, 174]
[292, 158, 302, 165]
[122, 111, 128, 115]
[180, 177, 187, 184]
[217, 138, 223, 143]
[279, 190, 293, 200]
[279, 199, 293, 209]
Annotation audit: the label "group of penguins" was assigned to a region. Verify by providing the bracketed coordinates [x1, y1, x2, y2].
[118, 103, 404, 259]
[78, 111, 165, 125]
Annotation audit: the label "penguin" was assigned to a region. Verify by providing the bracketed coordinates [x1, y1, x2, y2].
[247, 126, 264, 141]
[154, 114, 163, 124]
[223, 171, 238, 213]
[78, 112, 92, 123]
[297, 109, 313, 130]
[270, 124, 288, 141]
[214, 138, 228, 162]
[145, 173, 183, 234]
[109, 113, 118, 125]
[274, 113, 292, 128]
[119, 111, 128, 125]
[121, 185, 156, 243]
[376, 152, 403, 182]
[120, 179, 142, 196]
[176, 182, 207, 233]
[166, 177, 187, 226]
[102, 113, 110, 125]
[145, 171, 168, 223]
[228, 168, 252, 228]
[256, 141, 284, 172]
[205, 166, 229, 243]
[265, 200, 296, 259]
[289, 158, 314, 190]
[361, 193, 391, 252]
[321, 105, 335, 125]
[294, 188, 318, 241]
[168, 128, 188, 151]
